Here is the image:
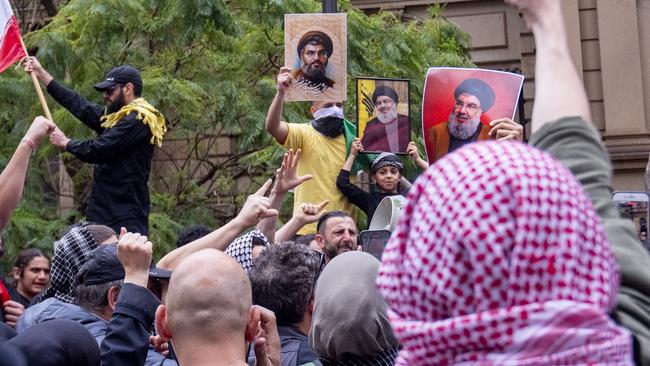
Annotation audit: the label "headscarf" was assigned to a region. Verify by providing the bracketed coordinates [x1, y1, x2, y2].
[372, 85, 399, 105]
[100, 98, 167, 147]
[310, 251, 399, 361]
[371, 152, 403, 174]
[42, 223, 98, 303]
[377, 141, 633, 365]
[454, 78, 495, 111]
[297, 31, 333, 58]
[225, 229, 269, 272]
[7, 319, 100, 366]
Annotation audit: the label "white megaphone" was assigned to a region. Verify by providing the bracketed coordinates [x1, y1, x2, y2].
[368, 195, 407, 232]
[360, 195, 408, 260]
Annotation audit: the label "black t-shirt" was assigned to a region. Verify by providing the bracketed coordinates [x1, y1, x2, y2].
[7, 286, 31, 309]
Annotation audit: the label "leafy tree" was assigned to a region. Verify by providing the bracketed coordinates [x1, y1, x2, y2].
[0, 0, 472, 270]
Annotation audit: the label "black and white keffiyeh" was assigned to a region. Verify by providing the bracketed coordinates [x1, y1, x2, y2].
[225, 229, 269, 272]
[42, 223, 98, 303]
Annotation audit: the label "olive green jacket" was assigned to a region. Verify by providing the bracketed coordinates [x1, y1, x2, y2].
[531, 117, 650, 365]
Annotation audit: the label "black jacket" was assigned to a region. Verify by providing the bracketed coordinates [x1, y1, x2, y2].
[102, 283, 177, 366]
[336, 170, 407, 224]
[47, 80, 154, 235]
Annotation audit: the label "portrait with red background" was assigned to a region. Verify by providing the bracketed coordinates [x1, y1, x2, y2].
[421, 68, 524, 163]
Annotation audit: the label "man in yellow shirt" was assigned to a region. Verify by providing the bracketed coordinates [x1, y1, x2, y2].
[265, 67, 357, 235]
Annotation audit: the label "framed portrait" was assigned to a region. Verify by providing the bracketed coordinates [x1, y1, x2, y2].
[421, 67, 524, 164]
[356, 77, 411, 154]
[284, 13, 347, 102]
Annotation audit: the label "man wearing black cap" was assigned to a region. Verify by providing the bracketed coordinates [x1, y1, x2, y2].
[24, 57, 166, 235]
[426, 78, 522, 163]
[360, 85, 410, 153]
[291, 31, 335, 93]
[73, 236, 176, 365]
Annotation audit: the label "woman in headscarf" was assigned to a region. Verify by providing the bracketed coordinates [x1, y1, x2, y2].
[310, 251, 399, 365]
[376, 141, 633, 365]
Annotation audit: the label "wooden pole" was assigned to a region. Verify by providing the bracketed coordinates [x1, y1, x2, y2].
[18, 37, 53, 121]
[17, 36, 74, 213]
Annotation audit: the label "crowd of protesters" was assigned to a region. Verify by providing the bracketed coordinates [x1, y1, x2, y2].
[1, 0, 650, 365]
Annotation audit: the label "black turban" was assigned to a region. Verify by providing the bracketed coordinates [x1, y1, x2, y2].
[372, 85, 399, 105]
[297, 31, 334, 57]
[454, 78, 495, 111]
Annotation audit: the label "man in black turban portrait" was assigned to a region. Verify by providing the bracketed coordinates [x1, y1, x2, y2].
[360, 85, 410, 153]
[291, 31, 335, 94]
[426, 78, 523, 163]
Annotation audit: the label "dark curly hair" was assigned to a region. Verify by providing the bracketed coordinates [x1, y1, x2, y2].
[249, 242, 322, 326]
[176, 225, 212, 248]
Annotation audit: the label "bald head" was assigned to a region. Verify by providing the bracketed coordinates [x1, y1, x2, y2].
[165, 249, 252, 344]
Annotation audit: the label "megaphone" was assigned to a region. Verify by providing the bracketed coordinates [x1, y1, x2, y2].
[368, 195, 407, 231]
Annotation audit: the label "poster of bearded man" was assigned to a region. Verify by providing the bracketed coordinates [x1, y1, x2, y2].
[357, 77, 411, 154]
[284, 13, 347, 101]
[422, 68, 524, 164]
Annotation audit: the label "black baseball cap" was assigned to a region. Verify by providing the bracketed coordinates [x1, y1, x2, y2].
[79, 243, 171, 286]
[94, 65, 142, 92]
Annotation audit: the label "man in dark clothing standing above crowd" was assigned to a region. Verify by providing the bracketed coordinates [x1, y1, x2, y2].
[24, 57, 166, 235]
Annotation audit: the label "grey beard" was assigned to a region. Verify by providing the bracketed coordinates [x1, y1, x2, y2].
[377, 108, 398, 124]
[448, 112, 481, 140]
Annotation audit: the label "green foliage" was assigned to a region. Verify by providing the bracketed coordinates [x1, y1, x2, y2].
[0, 0, 472, 271]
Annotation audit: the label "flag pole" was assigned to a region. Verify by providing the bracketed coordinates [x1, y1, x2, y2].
[17, 34, 73, 213]
[18, 38, 53, 121]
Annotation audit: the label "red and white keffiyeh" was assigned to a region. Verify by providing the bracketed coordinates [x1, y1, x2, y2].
[377, 141, 632, 365]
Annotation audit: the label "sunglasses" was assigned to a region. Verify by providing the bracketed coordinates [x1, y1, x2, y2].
[311, 250, 326, 295]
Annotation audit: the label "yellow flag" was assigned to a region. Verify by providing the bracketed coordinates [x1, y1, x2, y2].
[357, 78, 376, 138]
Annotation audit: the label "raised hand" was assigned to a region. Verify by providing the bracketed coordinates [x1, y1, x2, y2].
[23, 56, 53, 85]
[251, 305, 281, 366]
[23, 116, 56, 147]
[272, 149, 313, 194]
[295, 200, 330, 225]
[277, 67, 292, 94]
[350, 138, 363, 156]
[237, 179, 279, 227]
[406, 141, 429, 171]
[504, 0, 561, 29]
[117, 229, 153, 287]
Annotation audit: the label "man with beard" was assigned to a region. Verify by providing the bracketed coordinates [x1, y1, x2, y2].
[360, 85, 410, 153]
[426, 78, 522, 163]
[24, 58, 166, 235]
[314, 211, 357, 262]
[291, 31, 335, 94]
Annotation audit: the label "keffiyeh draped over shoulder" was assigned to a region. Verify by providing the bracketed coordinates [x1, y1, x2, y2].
[42, 223, 98, 303]
[377, 141, 633, 365]
[225, 229, 269, 272]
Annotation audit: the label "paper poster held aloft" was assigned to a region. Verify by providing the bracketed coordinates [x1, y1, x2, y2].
[422, 67, 524, 165]
[284, 13, 347, 102]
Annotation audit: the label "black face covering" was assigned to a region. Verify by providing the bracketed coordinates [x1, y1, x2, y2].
[311, 116, 344, 138]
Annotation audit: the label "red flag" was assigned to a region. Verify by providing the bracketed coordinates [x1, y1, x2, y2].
[0, 1, 26, 73]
